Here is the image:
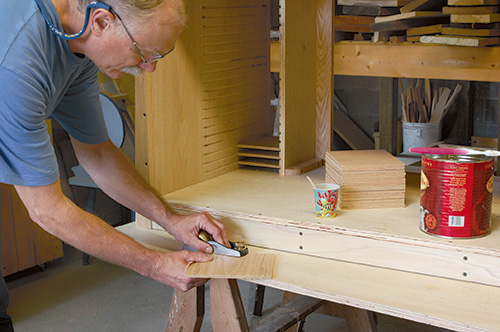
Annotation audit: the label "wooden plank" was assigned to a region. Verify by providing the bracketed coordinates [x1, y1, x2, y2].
[237, 149, 280, 160]
[379, 78, 398, 155]
[371, 16, 450, 31]
[335, 15, 375, 25]
[443, 5, 500, 14]
[250, 295, 326, 332]
[280, 0, 328, 173]
[333, 43, 500, 81]
[210, 279, 249, 332]
[342, 5, 399, 16]
[442, 26, 500, 36]
[343, 306, 378, 332]
[284, 158, 324, 176]
[165, 286, 204, 332]
[270, 40, 280, 73]
[400, 0, 447, 13]
[335, 24, 373, 33]
[337, 0, 411, 5]
[374, 11, 446, 24]
[451, 13, 500, 23]
[237, 158, 280, 169]
[420, 35, 500, 47]
[315, 0, 334, 161]
[237, 136, 280, 151]
[448, 0, 499, 5]
[118, 223, 500, 332]
[333, 108, 375, 150]
[407, 24, 443, 36]
[186, 253, 275, 279]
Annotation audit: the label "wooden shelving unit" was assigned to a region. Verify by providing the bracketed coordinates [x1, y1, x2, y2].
[237, 136, 280, 170]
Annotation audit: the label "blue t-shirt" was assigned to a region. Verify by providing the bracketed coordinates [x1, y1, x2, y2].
[0, 0, 109, 187]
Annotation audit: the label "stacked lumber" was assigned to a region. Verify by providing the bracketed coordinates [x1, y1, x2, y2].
[419, 0, 500, 46]
[335, 0, 450, 42]
[325, 150, 406, 210]
[400, 79, 462, 123]
[370, 0, 450, 41]
[335, 0, 403, 41]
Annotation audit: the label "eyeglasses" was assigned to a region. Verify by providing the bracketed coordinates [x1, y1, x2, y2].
[110, 8, 174, 65]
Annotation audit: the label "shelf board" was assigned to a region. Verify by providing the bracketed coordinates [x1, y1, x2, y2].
[237, 136, 280, 152]
[237, 149, 280, 160]
[237, 158, 280, 169]
[334, 41, 500, 81]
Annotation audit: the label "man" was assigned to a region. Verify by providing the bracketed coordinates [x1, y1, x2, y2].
[0, 0, 229, 330]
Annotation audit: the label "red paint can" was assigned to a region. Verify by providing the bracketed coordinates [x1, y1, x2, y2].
[420, 154, 495, 238]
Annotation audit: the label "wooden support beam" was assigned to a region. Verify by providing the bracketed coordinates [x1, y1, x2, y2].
[210, 279, 250, 332]
[250, 295, 326, 332]
[344, 305, 378, 332]
[165, 286, 204, 332]
[379, 78, 398, 155]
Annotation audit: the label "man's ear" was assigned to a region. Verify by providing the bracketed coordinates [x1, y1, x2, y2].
[89, 8, 115, 37]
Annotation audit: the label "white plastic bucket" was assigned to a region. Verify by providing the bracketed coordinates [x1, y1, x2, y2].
[402, 121, 442, 154]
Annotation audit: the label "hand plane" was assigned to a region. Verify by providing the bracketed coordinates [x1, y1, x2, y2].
[185, 230, 248, 257]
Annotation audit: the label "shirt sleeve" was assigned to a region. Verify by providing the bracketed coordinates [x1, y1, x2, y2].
[51, 60, 109, 145]
[0, 66, 59, 186]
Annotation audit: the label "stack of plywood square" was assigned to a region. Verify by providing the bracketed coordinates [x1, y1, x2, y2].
[325, 150, 406, 209]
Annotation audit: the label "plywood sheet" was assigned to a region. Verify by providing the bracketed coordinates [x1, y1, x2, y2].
[186, 253, 275, 279]
[325, 150, 405, 172]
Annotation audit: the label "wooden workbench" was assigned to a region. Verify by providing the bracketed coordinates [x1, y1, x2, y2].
[124, 167, 500, 332]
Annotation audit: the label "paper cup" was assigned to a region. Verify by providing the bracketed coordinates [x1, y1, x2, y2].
[314, 183, 340, 218]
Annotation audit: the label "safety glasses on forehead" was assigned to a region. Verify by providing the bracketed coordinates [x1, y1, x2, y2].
[33, 0, 174, 65]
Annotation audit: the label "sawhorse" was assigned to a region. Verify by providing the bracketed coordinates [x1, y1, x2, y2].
[165, 279, 377, 332]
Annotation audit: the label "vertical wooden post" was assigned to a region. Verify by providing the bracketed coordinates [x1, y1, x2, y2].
[165, 286, 205, 332]
[343, 305, 378, 332]
[379, 78, 398, 155]
[209, 279, 249, 332]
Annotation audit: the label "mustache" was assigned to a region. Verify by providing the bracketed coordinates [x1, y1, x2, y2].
[121, 66, 144, 77]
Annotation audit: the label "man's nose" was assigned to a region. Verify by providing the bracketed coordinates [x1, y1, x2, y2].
[140, 62, 157, 73]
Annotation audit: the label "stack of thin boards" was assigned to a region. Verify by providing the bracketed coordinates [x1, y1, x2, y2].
[334, 2, 400, 41]
[336, 0, 450, 42]
[325, 150, 406, 210]
[415, 0, 500, 47]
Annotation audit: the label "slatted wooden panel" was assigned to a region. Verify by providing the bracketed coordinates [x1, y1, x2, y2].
[136, 0, 271, 195]
[200, 0, 271, 179]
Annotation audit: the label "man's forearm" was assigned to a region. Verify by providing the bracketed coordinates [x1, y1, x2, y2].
[15, 181, 158, 278]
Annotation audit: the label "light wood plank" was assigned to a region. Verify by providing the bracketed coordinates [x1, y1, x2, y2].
[448, 0, 499, 5]
[451, 13, 500, 23]
[421, 35, 500, 47]
[187, 253, 274, 279]
[333, 42, 500, 81]
[210, 279, 249, 332]
[374, 11, 446, 24]
[165, 286, 204, 332]
[118, 223, 500, 332]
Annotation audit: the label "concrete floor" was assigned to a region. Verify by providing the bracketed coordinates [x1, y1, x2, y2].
[6, 244, 456, 332]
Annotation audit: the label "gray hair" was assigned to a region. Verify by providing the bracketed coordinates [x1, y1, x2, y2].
[75, 0, 186, 30]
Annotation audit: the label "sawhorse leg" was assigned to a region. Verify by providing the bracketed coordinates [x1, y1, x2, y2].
[165, 285, 205, 332]
[165, 279, 249, 332]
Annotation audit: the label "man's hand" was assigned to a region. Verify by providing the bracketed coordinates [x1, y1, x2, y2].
[148, 250, 213, 291]
[163, 211, 230, 254]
